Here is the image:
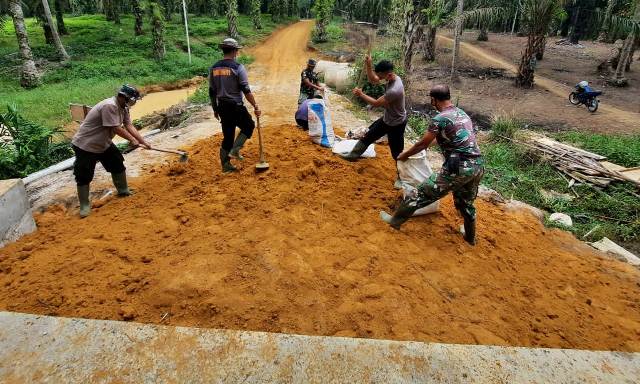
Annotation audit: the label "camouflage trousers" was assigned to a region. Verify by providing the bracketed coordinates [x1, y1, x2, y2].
[405, 156, 485, 221]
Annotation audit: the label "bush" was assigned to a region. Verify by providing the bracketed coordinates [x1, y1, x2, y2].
[0, 105, 73, 179]
[489, 115, 522, 142]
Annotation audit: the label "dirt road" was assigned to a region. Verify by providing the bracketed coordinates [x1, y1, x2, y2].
[2, 21, 640, 352]
[438, 35, 640, 130]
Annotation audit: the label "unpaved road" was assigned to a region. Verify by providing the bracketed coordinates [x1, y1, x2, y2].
[438, 35, 640, 130]
[3, 21, 640, 352]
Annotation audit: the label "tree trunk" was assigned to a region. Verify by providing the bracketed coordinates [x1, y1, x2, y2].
[37, 13, 55, 45]
[477, 28, 488, 41]
[226, 0, 239, 39]
[568, 6, 580, 44]
[450, 0, 464, 81]
[535, 36, 546, 61]
[516, 34, 542, 88]
[422, 25, 437, 61]
[163, 0, 173, 22]
[150, 3, 165, 60]
[597, 0, 616, 43]
[8, 0, 40, 88]
[104, 0, 114, 21]
[54, 0, 68, 35]
[250, 0, 262, 29]
[133, 0, 144, 35]
[112, 0, 121, 24]
[611, 2, 640, 85]
[626, 37, 639, 72]
[42, 0, 70, 62]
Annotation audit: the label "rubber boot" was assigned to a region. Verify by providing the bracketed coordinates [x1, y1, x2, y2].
[111, 172, 132, 196]
[379, 201, 416, 230]
[463, 217, 476, 246]
[229, 133, 248, 161]
[77, 185, 91, 218]
[220, 148, 237, 173]
[339, 140, 368, 162]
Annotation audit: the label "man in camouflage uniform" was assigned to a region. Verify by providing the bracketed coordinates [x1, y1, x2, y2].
[299, 59, 322, 104]
[380, 85, 484, 245]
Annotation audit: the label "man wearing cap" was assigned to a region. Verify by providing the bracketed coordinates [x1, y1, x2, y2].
[339, 56, 407, 168]
[299, 59, 322, 104]
[380, 84, 484, 246]
[209, 37, 261, 173]
[71, 84, 150, 218]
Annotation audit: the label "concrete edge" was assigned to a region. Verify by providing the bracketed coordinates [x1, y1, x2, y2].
[0, 311, 638, 383]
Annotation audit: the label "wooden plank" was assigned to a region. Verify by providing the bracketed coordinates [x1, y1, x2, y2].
[534, 137, 607, 161]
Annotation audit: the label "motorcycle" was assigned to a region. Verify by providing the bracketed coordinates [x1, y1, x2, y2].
[569, 85, 602, 113]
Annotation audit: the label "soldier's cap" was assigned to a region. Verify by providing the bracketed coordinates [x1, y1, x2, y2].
[219, 38, 243, 50]
[308, 59, 317, 66]
[118, 84, 142, 101]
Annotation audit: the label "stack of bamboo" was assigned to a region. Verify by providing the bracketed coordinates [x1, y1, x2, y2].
[530, 137, 640, 189]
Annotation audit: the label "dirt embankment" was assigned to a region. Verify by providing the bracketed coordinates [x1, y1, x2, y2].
[1, 21, 639, 353]
[2, 124, 640, 352]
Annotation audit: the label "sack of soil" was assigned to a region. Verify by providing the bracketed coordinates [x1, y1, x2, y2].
[332, 139, 376, 158]
[308, 99, 335, 148]
[397, 151, 439, 216]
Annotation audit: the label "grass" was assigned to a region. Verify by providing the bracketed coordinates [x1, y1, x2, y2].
[0, 14, 290, 129]
[553, 131, 640, 168]
[310, 18, 345, 50]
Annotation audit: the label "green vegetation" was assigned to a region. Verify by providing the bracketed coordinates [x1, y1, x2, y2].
[0, 105, 73, 179]
[351, 44, 405, 99]
[309, 18, 345, 51]
[553, 131, 640, 168]
[0, 14, 286, 128]
[489, 115, 521, 142]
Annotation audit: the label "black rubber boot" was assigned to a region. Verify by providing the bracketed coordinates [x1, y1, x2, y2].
[111, 172, 131, 196]
[229, 133, 248, 161]
[339, 140, 368, 162]
[463, 217, 476, 246]
[77, 184, 91, 218]
[220, 148, 237, 173]
[379, 201, 417, 230]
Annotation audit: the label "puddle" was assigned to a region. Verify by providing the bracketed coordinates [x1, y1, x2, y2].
[131, 87, 198, 120]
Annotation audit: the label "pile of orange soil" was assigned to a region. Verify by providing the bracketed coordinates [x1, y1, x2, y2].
[1, 125, 639, 352]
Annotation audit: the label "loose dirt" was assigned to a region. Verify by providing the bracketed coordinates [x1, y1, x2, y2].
[1, 21, 640, 352]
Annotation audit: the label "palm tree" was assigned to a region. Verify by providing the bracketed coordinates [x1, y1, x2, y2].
[226, 0, 239, 39]
[147, 1, 165, 59]
[250, 0, 262, 29]
[312, 0, 336, 42]
[133, 0, 144, 35]
[611, 0, 640, 86]
[54, 0, 68, 35]
[597, 0, 617, 42]
[41, 0, 70, 62]
[421, 0, 455, 62]
[450, 0, 465, 81]
[8, 0, 40, 88]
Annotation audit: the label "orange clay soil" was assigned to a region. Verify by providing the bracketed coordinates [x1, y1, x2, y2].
[1, 124, 639, 352]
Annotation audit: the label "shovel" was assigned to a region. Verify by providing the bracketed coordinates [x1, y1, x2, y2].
[255, 116, 269, 171]
[146, 146, 188, 162]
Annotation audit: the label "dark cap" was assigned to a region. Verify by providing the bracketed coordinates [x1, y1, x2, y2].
[219, 38, 243, 50]
[118, 84, 142, 101]
[308, 59, 317, 66]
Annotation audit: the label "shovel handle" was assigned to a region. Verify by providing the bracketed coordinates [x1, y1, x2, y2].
[147, 146, 186, 156]
[256, 117, 266, 163]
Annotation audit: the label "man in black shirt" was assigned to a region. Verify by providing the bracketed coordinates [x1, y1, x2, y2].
[299, 59, 323, 104]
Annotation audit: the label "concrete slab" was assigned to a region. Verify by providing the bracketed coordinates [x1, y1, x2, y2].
[0, 312, 638, 383]
[0, 179, 36, 247]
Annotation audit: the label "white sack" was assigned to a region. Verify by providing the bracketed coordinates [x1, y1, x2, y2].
[397, 151, 439, 216]
[308, 100, 335, 148]
[332, 139, 376, 158]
